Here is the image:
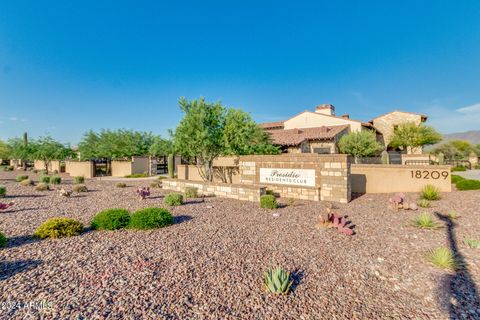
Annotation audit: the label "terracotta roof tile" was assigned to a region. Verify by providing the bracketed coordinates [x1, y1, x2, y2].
[260, 121, 284, 129]
[267, 125, 349, 146]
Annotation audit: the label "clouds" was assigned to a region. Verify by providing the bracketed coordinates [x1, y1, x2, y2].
[457, 103, 480, 114]
[423, 102, 480, 134]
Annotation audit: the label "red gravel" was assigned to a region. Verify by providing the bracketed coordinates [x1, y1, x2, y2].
[0, 171, 479, 319]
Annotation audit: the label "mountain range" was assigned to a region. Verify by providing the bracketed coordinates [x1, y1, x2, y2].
[443, 130, 480, 145]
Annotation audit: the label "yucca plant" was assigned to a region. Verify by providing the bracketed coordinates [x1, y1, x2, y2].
[411, 212, 441, 229]
[464, 239, 479, 249]
[426, 247, 461, 270]
[418, 199, 431, 208]
[421, 184, 441, 201]
[263, 266, 293, 294]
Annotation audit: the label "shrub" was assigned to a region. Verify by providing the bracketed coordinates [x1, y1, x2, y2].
[124, 173, 149, 178]
[426, 247, 460, 270]
[447, 211, 460, 219]
[260, 195, 278, 209]
[0, 185, 6, 197]
[129, 207, 173, 230]
[50, 176, 62, 185]
[411, 212, 440, 229]
[3, 165, 14, 171]
[0, 231, 6, 247]
[164, 193, 183, 206]
[74, 176, 85, 184]
[451, 166, 467, 172]
[263, 266, 293, 294]
[35, 183, 50, 191]
[20, 179, 34, 186]
[451, 175, 465, 184]
[150, 181, 161, 188]
[184, 187, 198, 199]
[39, 175, 51, 183]
[34, 217, 84, 239]
[91, 208, 131, 230]
[116, 182, 127, 188]
[16, 174, 29, 182]
[265, 189, 275, 196]
[418, 199, 431, 208]
[455, 179, 480, 191]
[421, 185, 440, 200]
[73, 184, 88, 193]
[286, 198, 295, 207]
[32, 169, 38, 173]
[464, 239, 479, 249]
[475, 165, 480, 170]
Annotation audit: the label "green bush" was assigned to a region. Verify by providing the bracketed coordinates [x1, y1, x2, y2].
[418, 199, 431, 208]
[0, 231, 7, 247]
[464, 238, 479, 249]
[421, 184, 440, 200]
[91, 208, 131, 230]
[73, 184, 88, 193]
[475, 165, 480, 170]
[164, 193, 184, 206]
[150, 181, 162, 188]
[124, 173, 149, 178]
[411, 212, 440, 229]
[265, 189, 275, 196]
[129, 207, 173, 230]
[50, 176, 62, 185]
[456, 179, 480, 191]
[184, 187, 198, 199]
[451, 166, 467, 172]
[16, 174, 29, 182]
[74, 176, 85, 184]
[34, 217, 84, 239]
[451, 175, 466, 184]
[0, 185, 6, 197]
[260, 194, 278, 209]
[20, 179, 34, 186]
[426, 247, 460, 270]
[39, 175, 51, 183]
[116, 182, 127, 188]
[35, 183, 50, 191]
[3, 165, 14, 171]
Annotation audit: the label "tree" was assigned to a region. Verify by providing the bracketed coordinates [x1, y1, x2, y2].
[432, 140, 474, 160]
[32, 136, 74, 173]
[0, 139, 10, 160]
[7, 137, 37, 163]
[389, 123, 442, 153]
[338, 130, 383, 163]
[149, 135, 174, 157]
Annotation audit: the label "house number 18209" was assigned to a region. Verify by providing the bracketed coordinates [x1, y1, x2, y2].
[410, 170, 449, 180]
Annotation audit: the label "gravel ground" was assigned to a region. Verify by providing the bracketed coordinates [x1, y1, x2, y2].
[1, 171, 479, 319]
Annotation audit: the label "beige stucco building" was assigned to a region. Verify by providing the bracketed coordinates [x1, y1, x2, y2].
[261, 104, 427, 154]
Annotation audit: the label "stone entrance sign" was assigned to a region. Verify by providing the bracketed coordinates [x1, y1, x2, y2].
[259, 168, 316, 187]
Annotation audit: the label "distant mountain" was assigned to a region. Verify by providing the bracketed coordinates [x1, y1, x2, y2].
[443, 130, 480, 145]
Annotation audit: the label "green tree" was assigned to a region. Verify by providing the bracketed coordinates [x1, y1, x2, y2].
[389, 123, 442, 153]
[149, 135, 174, 157]
[7, 137, 37, 162]
[338, 130, 383, 163]
[32, 136, 74, 173]
[432, 140, 475, 160]
[0, 139, 10, 159]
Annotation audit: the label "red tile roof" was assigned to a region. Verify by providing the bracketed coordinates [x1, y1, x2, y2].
[260, 121, 284, 129]
[267, 125, 349, 146]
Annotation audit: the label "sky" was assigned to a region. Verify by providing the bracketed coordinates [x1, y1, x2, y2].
[1, 1, 479, 144]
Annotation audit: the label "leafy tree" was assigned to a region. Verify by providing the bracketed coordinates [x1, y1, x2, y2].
[432, 140, 475, 160]
[389, 123, 442, 153]
[149, 135, 174, 157]
[338, 130, 383, 163]
[0, 139, 10, 159]
[7, 137, 37, 162]
[32, 136, 74, 173]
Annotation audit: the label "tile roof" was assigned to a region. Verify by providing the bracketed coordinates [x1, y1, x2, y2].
[260, 121, 284, 129]
[267, 125, 349, 146]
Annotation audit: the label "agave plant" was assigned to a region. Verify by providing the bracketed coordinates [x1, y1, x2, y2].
[316, 212, 354, 235]
[411, 212, 441, 230]
[263, 266, 293, 294]
[136, 187, 151, 200]
[0, 201, 14, 211]
[426, 247, 461, 270]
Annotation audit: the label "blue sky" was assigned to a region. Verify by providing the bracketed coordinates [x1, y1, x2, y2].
[1, 1, 479, 144]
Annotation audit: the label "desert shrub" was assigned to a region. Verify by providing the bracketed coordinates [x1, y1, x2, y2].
[16, 174, 29, 182]
[184, 187, 198, 199]
[421, 185, 440, 200]
[451, 166, 467, 172]
[91, 208, 131, 230]
[35, 183, 50, 191]
[0, 231, 6, 247]
[263, 266, 293, 294]
[158, 176, 167, 180]
[286, 198, 295, 207]
[20, 179, 34, 186]
[34, 217, 84, 239]
[39, 175, 51, 183]
[50, 176, 62, 185]
[164, 193, 184, 206]
[418, 199, 431, 208]
[129, 207, 173, 230]
[265, 189, 275, 196]
[464, 239, 479, 249]
[411, 212, 440, 229]
[32, 169, 38, 173]
[116, 182, 127, 188]
[150, 181, 162, 188]
[73, 184, 88, 193]
[3, 165, 14, 171]
[475, 165, 480, 170]
[455, 179, 480, 191]
[426, 247, 460, 270]
[260, 195, 278, 209]
[74, 176, 85, 184]
[451, 175, 465, 184]
[447, 211, 460, 219]
[0, 185, 6, 197]
[125, 173, 149, 178]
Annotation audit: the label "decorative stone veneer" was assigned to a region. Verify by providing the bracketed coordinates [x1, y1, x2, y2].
[162, 179, 266, 202]
[239, 154, 351, 203]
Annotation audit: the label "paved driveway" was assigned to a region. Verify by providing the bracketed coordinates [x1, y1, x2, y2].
[454, 169, 480, 180]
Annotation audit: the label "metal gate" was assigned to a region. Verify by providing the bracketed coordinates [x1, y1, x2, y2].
[93, 159, 111, 176]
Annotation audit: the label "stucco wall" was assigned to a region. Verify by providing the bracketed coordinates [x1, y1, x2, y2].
[65, 161, 94, 178]
[283, 111, 362, 132]
[372, 111, 423, 150]
[34, 160, 61, 172]
[177, 164, 240, 184]
[351, 164, 451, 193]
[131, 156, 150, 175]
[111, 161, 133, 177]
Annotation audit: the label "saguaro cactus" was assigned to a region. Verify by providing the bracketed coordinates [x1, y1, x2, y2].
[437, 152, 444, 165]
[381, 150, 389, 164]
[167, 154, 174, 178]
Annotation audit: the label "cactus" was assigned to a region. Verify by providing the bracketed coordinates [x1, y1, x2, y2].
[381, 150, 389, 164]
[167, 154, 174, 179]
[316, 212, 354, 235]
[437, 152, 444, 165]
[263, 266, 293, 294]
[0, 202, 14, 210]
[136, 187, 150, 200]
